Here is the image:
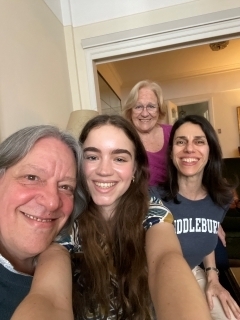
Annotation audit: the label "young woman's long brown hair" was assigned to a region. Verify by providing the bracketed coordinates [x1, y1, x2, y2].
[72, 115, 152, 319]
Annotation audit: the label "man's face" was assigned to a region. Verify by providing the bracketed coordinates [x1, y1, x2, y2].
[0, 137, 77, 264]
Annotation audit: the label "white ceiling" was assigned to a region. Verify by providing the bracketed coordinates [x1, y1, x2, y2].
[102, 38, 240, 87]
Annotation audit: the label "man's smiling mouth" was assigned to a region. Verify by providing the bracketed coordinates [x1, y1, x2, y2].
[22, 212, 53, 222]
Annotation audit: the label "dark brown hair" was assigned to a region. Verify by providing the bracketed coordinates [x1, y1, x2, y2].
[72, 115, 152, 319]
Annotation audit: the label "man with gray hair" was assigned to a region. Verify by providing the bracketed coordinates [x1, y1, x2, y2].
[0, 125, 86, 319]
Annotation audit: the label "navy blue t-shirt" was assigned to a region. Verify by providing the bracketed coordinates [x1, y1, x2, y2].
[149, 186, 227, 269]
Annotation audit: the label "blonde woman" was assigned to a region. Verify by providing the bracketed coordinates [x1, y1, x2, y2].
[123, 80, 172, 186]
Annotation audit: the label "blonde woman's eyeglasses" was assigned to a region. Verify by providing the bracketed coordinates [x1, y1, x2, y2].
[132, 104, 158, 114]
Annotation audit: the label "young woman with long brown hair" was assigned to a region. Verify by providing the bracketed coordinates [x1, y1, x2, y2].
[70, 114, 210, 320]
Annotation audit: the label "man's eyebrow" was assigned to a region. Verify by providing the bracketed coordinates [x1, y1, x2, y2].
[62, 176, 77, 182]
[21, 164, 47, 174]
[20, 164, 76, 181]
[83, 147, 132, 158]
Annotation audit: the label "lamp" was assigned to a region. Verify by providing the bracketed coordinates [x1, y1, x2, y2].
[66, 109, 99, 139]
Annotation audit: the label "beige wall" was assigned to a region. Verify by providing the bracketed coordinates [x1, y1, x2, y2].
[0, 0, 72, 141]
[163, 71, 240, 158]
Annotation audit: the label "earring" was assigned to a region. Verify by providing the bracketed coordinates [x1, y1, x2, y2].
[132, 176, 135, 183]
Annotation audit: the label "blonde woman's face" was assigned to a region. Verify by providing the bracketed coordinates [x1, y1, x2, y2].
[131, 87, 160, 134]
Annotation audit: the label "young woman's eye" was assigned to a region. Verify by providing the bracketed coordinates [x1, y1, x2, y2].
[115, 157, 127, 162]
[84, 155, 98, 161]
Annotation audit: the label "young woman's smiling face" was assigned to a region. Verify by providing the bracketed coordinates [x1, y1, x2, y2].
[172, 122, 210, 179]
[83, 125, 136, 219]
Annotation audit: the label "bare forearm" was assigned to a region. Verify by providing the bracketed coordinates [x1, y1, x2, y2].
[149, 252, 212, 320]
[11, 244, 73, 320]
[11, 295, 73, 320]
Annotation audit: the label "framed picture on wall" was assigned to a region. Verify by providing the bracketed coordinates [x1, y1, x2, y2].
[166, 100, 178, 125]
[237, 107, 240, 133]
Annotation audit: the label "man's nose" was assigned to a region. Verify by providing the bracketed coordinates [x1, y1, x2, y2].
[36, 185, 62, 212]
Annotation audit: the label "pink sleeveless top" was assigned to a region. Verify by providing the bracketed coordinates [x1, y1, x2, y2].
[146, 124, 172, 186]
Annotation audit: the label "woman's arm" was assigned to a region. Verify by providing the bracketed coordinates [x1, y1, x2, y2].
[11, 243, 73, 320]
[217, 224, 226, 247]
[203, 251, 240, 319]
[146, 222, 212, 320]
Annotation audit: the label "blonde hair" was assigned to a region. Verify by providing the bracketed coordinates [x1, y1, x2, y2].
[123, 80, 166, 123]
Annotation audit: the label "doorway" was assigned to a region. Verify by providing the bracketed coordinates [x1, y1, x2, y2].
[166, 96, 213, 126]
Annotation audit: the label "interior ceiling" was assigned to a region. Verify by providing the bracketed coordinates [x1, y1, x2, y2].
[104, 38, 240, 87]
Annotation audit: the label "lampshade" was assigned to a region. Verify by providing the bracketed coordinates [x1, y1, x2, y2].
[66, 109, 99, 139]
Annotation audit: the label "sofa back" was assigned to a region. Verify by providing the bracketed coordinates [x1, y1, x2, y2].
[223, 158, 240, 196]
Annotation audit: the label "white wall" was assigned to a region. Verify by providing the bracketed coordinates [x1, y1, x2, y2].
[44, 0, 197, 27]
[0, 0, 72, 141]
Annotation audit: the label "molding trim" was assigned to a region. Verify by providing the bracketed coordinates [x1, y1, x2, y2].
[82, 8, 240, 50]
[156, 64, 240, 82]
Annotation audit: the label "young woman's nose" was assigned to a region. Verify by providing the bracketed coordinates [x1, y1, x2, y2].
[96, 158, 114, 176]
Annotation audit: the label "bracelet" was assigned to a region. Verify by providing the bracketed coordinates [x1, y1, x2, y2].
[205, 267, 219, 275]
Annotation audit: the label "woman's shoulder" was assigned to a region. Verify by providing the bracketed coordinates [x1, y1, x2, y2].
[57, 220, 82, 253]
[143, 189, 174, 230]
[149, 185, 166, 198]
[160, 123, 172, 132]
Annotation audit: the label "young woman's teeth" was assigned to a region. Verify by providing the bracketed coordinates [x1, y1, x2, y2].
[95, 182, 115, 188]
[182, 158, 197, 163]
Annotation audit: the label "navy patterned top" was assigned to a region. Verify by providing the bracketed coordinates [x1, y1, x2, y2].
[60, 196, 173, 320]
[61, 196, 173, 252]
